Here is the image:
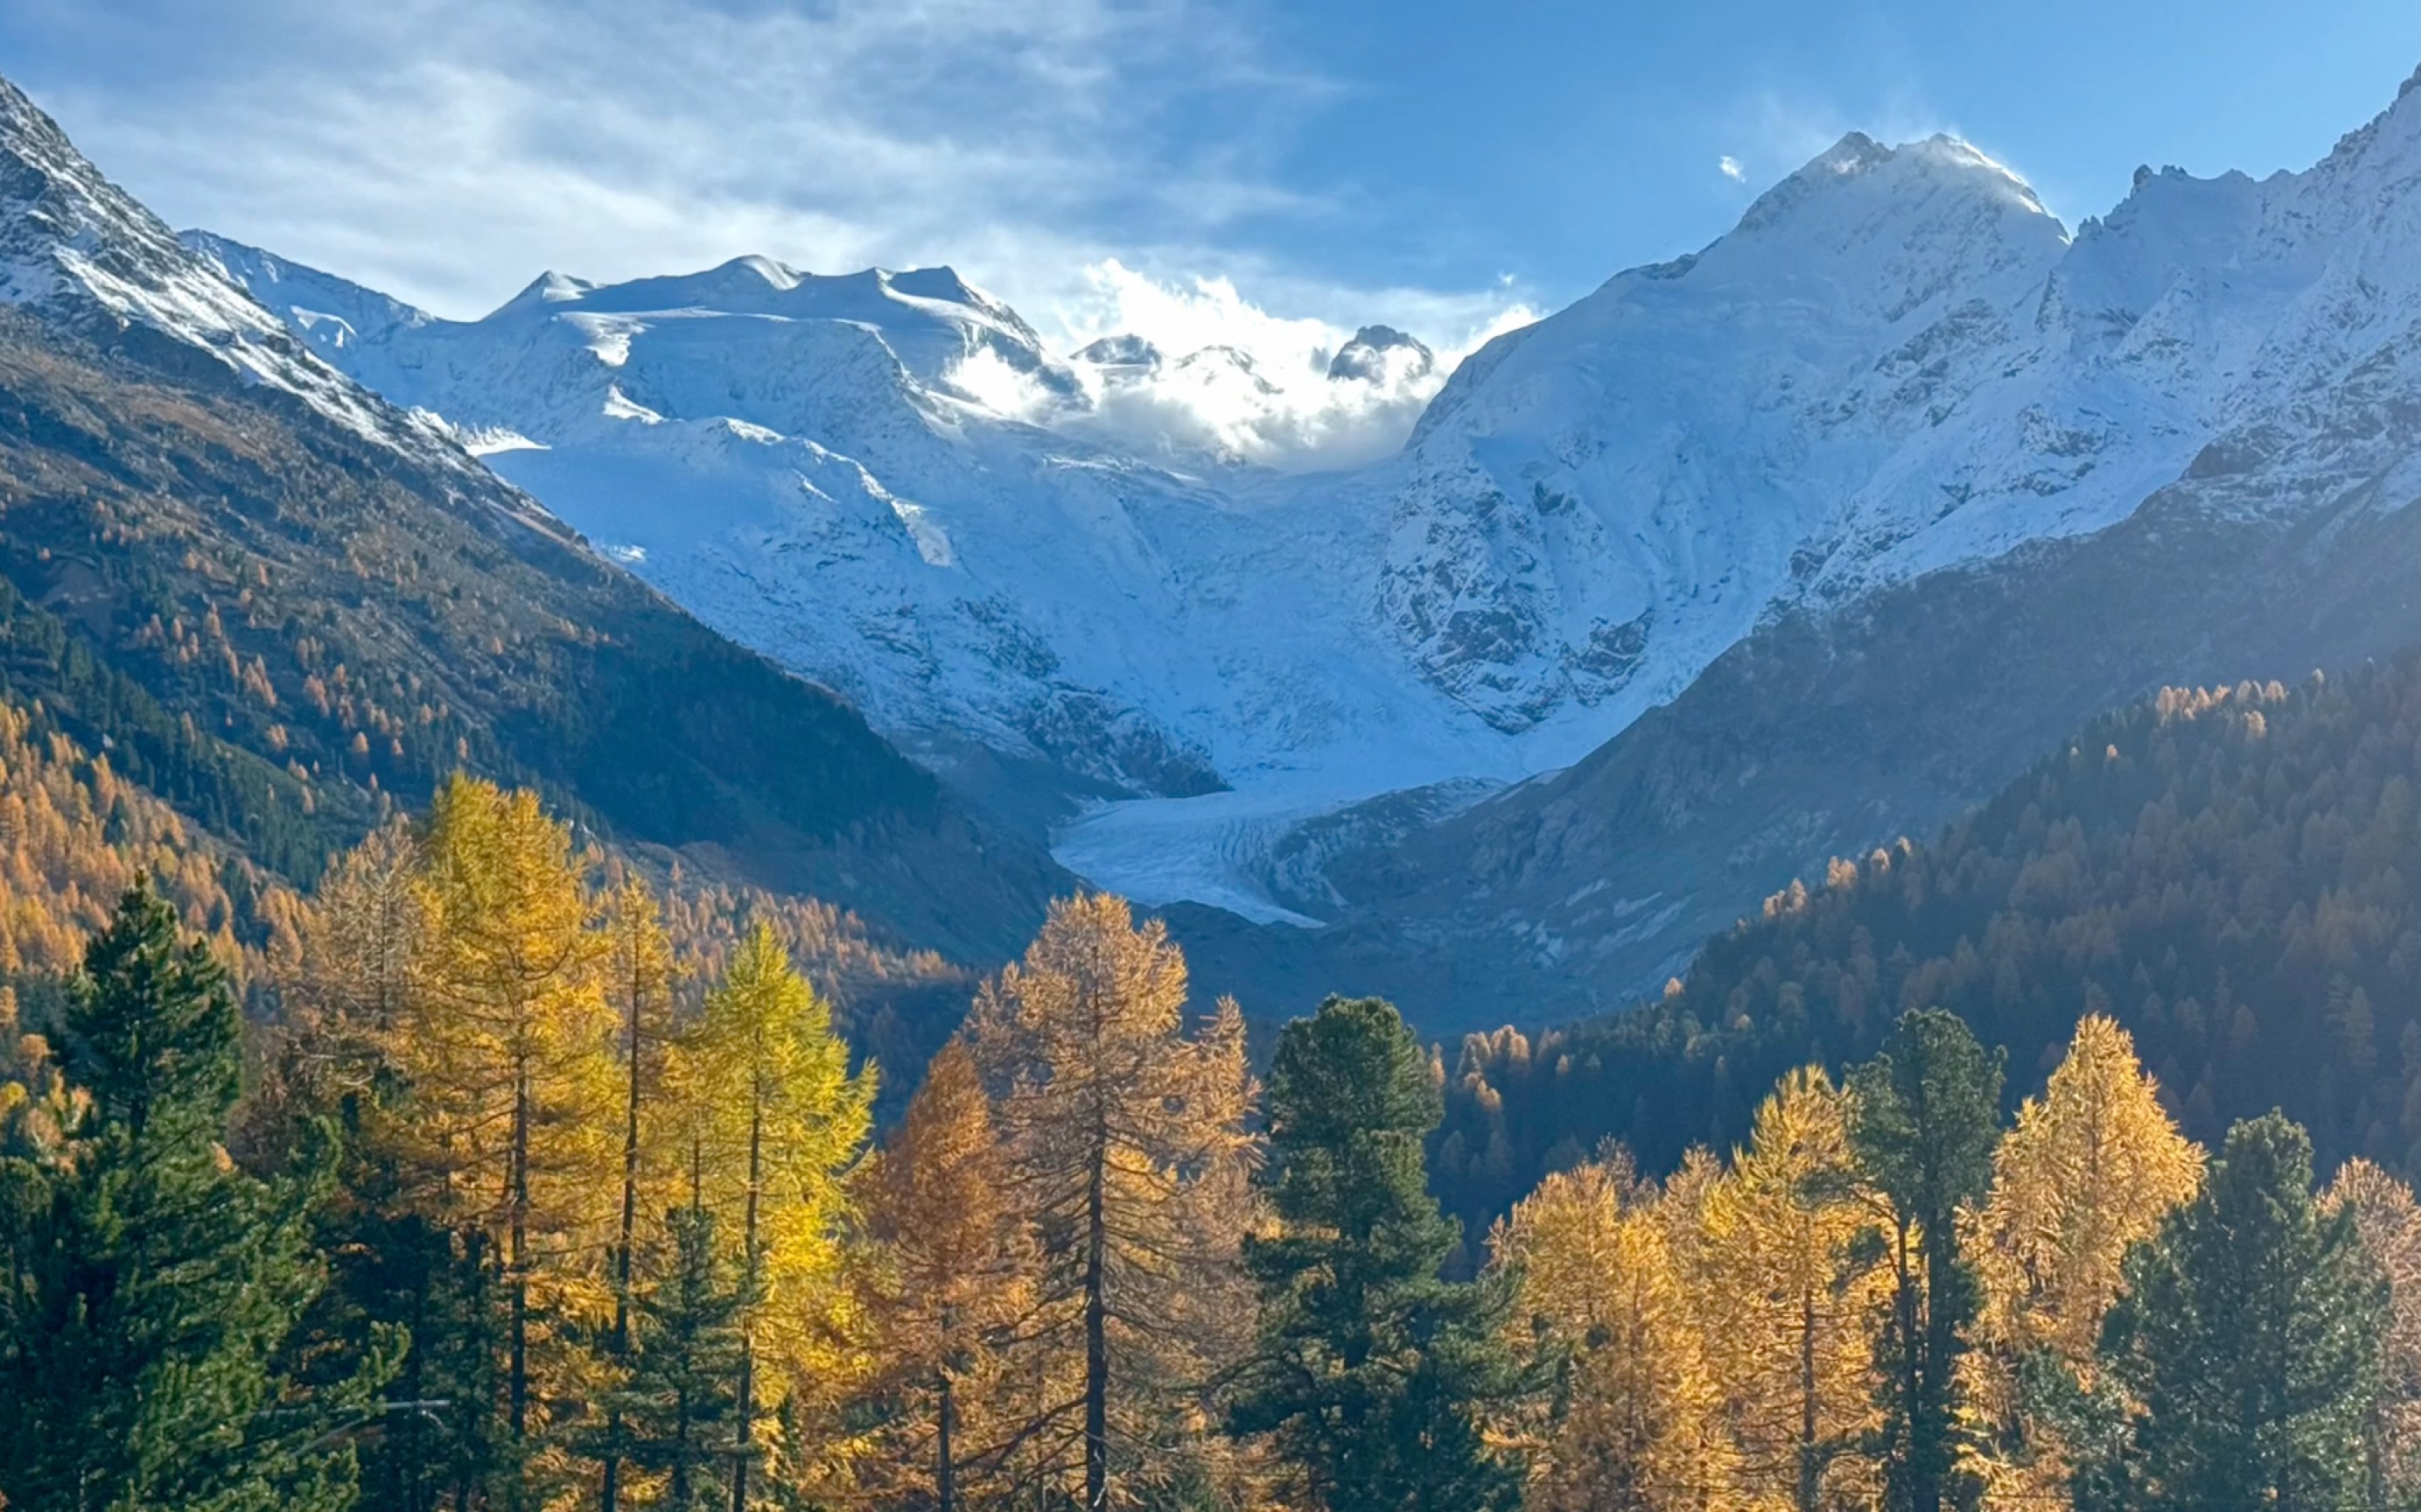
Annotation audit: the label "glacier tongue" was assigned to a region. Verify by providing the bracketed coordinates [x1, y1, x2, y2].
[164, 65, 2421, 928]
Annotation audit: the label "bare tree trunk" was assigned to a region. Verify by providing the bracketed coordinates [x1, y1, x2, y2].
[1084, 1152, 1109, 1512]
[731, 1096, 765, 1512]
[939, 1372, 957, 1512]
[605, 951, 646, 1512]
[508, 1052, 531, 1447]
[1798, 1283, 1819, 1512]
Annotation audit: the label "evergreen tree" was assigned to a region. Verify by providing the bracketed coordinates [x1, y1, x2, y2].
[610, 1200, 752, 1512]
[1229, 995, 1523, 1512]
[2099, 1113, 2387, 1512]
[1850, 1008, 2004, 1512]
[0, 878, 391, 1512]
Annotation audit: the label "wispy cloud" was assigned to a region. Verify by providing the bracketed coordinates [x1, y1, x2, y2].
[0, 0, 1521, 349]
[1718, 155, 1746, 182]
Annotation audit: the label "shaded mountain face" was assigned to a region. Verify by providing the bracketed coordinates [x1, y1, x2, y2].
[0, 75, 1063, 961]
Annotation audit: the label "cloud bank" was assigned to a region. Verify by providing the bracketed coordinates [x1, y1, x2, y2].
[0, 0, 1536, 466]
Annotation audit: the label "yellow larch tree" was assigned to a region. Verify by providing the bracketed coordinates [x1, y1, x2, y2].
[859, 1040, 1038, 1512]
[2325, 1158, 2421, 1503]
[1697, 1066, 1891, 1512]
[388, 774, 618, 1468]
[1964, 1013, 2202, 1508]
[292, 817, 422, 1065]
[683, 921, 875, 1508]
[1493, 1153, 1739, 1512]
[965, 893, 1260, 1512]
[597, 874, 680, 1512]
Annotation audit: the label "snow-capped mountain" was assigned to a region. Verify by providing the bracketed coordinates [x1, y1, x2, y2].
[0, 72, 1074, 959]
[0, 78, 536, 502]
[173, 60, 2421, 950]
[189, 231, 1556, 903]
[1198, 60, 2421, 1023]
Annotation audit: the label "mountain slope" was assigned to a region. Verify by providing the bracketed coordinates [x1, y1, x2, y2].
[0, 74, 1062, 959]
[1425, 654, 2421, 1233]
[1152, 63, 2421, 1023]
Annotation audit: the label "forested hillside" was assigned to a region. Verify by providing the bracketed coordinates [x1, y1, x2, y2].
[10, 776, 2420, 1512]
[0, 689, 960, 1130]
[0, 305, 1061, 957]
[1437, 656, 2421, 1233]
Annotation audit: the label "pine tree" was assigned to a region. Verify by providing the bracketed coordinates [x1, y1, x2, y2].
[685, 922, 874, 1509]
[2098, 1113, 2386, 1512]
[1850, 1008, 2004, 1512]
[1494, 1152, 1730, 1512]
[968, 894, 1259, 1512]
[1696, 1066, 1889, 1511]
[860, 1040, 1034, 1512]
[1230, 995, 1522, 1512]
[0, 878, 392, 1512]
[1965, 1015, 2201, 1508]
[613, 1200, 751, 1512]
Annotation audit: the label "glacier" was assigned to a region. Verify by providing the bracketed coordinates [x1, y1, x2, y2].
[148, 61, 2421, 929]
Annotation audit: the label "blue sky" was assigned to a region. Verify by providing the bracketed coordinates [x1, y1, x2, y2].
[5, 0, 2419, 357]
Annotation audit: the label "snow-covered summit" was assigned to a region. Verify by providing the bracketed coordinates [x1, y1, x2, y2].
[124, 64, 2421, 927]
[1328, 325, 1434, 384]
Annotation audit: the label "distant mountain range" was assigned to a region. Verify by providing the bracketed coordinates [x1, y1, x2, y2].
[17, 61, 2421, 1030]
[0, 74, 1064, 962]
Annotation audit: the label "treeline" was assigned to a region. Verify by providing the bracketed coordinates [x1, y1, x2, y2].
[1439, 657, 2421, 1235]
[9, 774, 2421, 1512]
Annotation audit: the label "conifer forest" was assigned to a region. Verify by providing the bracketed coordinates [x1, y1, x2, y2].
[13, 703, 2421, 1510]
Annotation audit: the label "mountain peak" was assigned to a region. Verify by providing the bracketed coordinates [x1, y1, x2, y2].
[1073, 332, 1164, 371]
[1328, 324, 1435, 383]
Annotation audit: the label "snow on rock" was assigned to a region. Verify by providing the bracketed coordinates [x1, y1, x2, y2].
[0, 75, 521, 499]
[145, 66, 2421, 926]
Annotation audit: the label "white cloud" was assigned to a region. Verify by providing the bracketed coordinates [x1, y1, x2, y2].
[1719, 155, 1746, 181]
[3, 0, 1537, 466]
[1033, 259, 1533, 472]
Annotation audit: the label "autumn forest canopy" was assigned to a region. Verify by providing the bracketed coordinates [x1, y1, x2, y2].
[17, 656, 2421, 1509]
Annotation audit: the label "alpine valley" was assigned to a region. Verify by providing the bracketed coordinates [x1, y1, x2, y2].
[16, 62, 2421, 1029]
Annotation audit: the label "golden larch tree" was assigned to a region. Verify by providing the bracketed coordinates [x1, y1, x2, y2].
[598, 874, 680, 1512]
[1493, 1153, 1737, 1512]
[389, 774, 618, 1460]
[684, 920, 875, 1509]
[861, 1040, 1037, 1512]
[1697, 1066, 1890, 1512]
[1964, 1013, 2202, 1508]
[2325, 1158, 2421, 1502]
[966, 893, 1259, 1512]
